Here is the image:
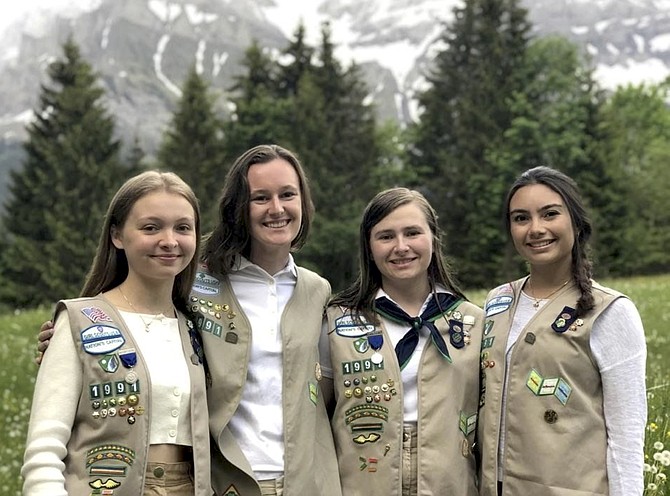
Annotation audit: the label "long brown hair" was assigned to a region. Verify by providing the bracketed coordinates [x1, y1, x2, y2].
[81, 170, 201, 315]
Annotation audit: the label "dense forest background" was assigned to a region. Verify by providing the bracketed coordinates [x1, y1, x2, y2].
[1, 0, 669, 309]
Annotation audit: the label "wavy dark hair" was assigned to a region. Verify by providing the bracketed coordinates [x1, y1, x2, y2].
[202, 144, 314, 276]
[504, 166, 594, 317]
[81, 170, 201, 316]
[329, 187, 465, 322]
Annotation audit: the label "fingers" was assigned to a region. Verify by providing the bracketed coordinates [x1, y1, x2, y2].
[37, 338, 50, 354]
[34, 351, 44, 366]
[39, 320, 54, 333]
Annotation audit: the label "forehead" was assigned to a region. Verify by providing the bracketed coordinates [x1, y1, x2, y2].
[128, 191, 194, 217]
[509, 184, 563, 209]
[247, 158, 300, 189]
[372, 202, 428, 231]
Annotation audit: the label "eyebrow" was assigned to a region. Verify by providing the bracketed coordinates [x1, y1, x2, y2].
[510, 203, 564, 215]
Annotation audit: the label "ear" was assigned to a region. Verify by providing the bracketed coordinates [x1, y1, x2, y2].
[111, 226, 124, 250]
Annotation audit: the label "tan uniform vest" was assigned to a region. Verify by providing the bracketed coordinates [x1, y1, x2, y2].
[477, 278, 621, 496]
[191, 265, 342, 496]
[56, 296, 212, 496]
[325, 298, 483, 496]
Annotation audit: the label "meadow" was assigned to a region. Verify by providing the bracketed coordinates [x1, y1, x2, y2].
[1, 273, 668, 495]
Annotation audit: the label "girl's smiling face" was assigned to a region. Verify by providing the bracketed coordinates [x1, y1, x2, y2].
[508, 183, 575, 271]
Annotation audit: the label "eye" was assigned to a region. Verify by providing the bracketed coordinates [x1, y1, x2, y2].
[281, 190, 299, 199]
[177, 223, 194, 232]
[511, 213, 528, 223]
[142, 224, 159, 232]
[251, 194, 268, 203]
[543, 210, 560, 219]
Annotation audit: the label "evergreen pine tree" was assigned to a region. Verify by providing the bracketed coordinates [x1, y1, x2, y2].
[156, 67, 227, 231]
[223, 24, 383, 290]
[285, 23, 382, 290]
[0, 37, 124, 307]
[223, 40, 292, 161]
[408, 0, 532, 288]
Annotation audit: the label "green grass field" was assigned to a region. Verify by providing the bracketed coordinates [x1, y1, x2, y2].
[1, 274, 668, 495]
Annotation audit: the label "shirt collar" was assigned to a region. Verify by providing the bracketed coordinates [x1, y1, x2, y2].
[231, 254, 298, 278]
[375, 285, 449, 310]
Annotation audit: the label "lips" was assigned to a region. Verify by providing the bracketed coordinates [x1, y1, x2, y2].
[152, 254, 180, 260]
[390, 257, 416, 265]
[527, 239, 554, 248]
[265, 219, 290, 228]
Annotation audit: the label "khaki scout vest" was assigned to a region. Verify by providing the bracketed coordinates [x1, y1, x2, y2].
[477, 278, 622, 496]
[326, 298, 483, 496]
[191, 265, 342, 496]
[56, 296, 212, 496]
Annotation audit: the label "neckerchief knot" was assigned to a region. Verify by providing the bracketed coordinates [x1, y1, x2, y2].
[374, 293, 460, 370]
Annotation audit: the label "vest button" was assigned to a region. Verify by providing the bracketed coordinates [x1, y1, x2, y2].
[153, 466, 165, 478]
[544, 409, 558, 424]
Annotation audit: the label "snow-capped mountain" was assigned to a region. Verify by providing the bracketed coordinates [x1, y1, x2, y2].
[0, 0, 669, 207]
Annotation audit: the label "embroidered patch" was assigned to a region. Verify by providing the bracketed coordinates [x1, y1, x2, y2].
[223, 485, 241, 496]
[86, 445, 135, 468]
[353, 432, 381, 444]
[81, 306, 113, 323]
[89, 478, 121, 489]
[196, 315, 223, 337]
[81, 325, 125, 355]
[484, 320, 494, 335]
[345, 404, 389, 424]
[485, 295, 514, 317]
[459, 411, 477, 436]
[555, 378, 573, 405]
[342, 359, 383, 375]
[192, 272, 220, 295]
[481, 336, 495, 349]
[89, 465, 127, 477]
[353, 337, 370, 353]
[98, 354, 119, 373]
[335, 315, 375, 337]
[350, 422, 384, 432]
[308, 382, 318, 405]
[359, 456, 378, 472]
[526, 369, 572, 405]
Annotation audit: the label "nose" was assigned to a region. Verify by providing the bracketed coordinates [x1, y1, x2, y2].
[160, 230, 178, 248]
[394, 235, 409, 252]
[269, 196, 284, 215]
[529, 216, 545, 236]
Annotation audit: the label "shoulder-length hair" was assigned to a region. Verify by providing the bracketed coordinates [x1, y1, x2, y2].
[330, 187, 465, 321]
[81, 170, 201, 315]
[202, 144, 314, 276]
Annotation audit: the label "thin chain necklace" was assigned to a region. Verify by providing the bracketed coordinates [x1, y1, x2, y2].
[118, 286, 167, 332]
[527, 278, 570, 309]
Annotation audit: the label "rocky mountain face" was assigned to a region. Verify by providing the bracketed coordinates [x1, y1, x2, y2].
[0, 0, 668, 208]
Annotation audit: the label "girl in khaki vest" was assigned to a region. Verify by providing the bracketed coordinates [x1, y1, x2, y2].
[477, 166, 646, 496]
[323, 188, 483, 496]
[23, 171, 213, 495]
[35, 146, 342, 496]
[195, 144, 341, 496]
